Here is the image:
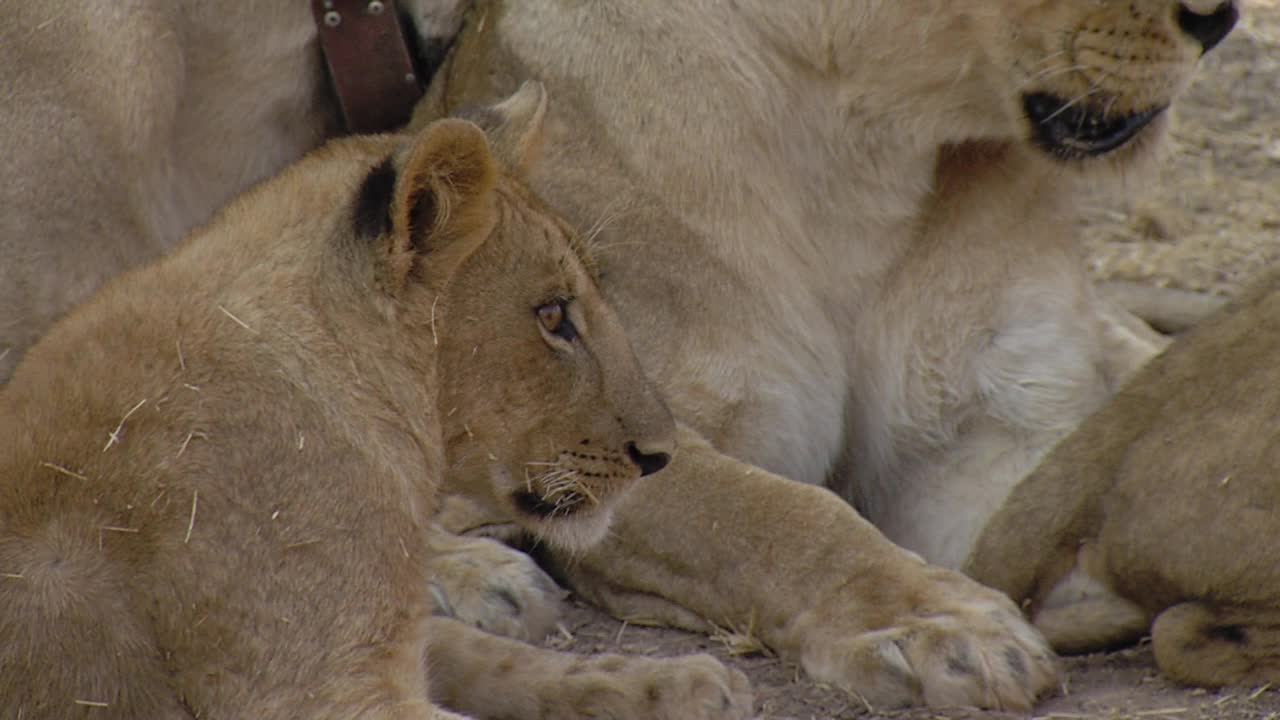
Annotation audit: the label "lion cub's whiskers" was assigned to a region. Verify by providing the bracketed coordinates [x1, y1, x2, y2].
[523, 456, 600, 509]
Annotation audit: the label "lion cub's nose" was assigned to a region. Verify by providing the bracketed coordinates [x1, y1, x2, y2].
[625, 442, 672, 477]
[1176, 1, 1237, 54]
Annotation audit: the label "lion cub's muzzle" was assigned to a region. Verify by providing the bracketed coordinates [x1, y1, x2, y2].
[512, 440, 671, 521]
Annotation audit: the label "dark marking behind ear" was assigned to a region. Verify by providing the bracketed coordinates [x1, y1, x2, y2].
[353, 156, 397, 240]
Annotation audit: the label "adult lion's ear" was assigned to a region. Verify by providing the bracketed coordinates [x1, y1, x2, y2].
[353, 119, 497, 293]
[456, 81, 548, 176]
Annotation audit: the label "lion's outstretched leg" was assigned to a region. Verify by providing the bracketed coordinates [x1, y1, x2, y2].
[538, 426, 1058, 711]
[1152, 603, 1280, 688]
[425, 616, 753, 720]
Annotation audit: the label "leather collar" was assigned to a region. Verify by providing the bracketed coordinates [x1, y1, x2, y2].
[312, 0, 425, 134]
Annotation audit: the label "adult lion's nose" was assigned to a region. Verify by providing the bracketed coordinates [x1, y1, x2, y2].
[1176, 1, 1238, 54]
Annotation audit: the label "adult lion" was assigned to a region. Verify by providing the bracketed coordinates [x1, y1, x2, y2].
[0, 90, 753, 720]
[0, 0, 466, 381]
[409, 0, 1236, 708]
[968, 265, 1280, 689]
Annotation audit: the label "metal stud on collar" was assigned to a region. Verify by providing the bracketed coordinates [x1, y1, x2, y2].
[320, 0, 341, 26]
[312, 0, 425, 134]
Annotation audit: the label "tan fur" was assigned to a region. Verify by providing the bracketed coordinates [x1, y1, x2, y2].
[405, 0, 1232, 709]
[0, 0, 470, 382]
[2, 0, 1236, 711]
[967, 265, 1280, 688]
[0, 91, 752, 720]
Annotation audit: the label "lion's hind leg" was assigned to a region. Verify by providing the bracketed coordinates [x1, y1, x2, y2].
[1152, 601, 1280, 688]
[0, 522, 187, 719]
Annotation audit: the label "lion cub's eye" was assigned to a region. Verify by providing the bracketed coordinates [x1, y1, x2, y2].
[535, 299, 579, 342]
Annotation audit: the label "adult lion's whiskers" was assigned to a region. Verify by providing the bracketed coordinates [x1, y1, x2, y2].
[1040, 87, 1104, 124]
[581, 196, 629, 247]
[1027, 63, 1088, 84]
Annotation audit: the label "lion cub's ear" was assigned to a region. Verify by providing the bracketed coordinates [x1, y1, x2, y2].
[455, 81, 549, 176]
[353, 119, 498, 294]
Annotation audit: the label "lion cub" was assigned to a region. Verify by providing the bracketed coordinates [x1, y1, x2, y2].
[967, 266, 1280, 689]
[0, 86, 750, 719]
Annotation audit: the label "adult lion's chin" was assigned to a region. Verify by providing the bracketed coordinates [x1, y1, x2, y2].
[1022, 92, 1167, 161]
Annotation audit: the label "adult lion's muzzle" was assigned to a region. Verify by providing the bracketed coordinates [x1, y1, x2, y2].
[1019, 0, 1237, 161]
[1023, 93, 1165, 160]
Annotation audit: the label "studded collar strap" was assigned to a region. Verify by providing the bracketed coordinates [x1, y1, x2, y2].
[311, 0, 425, 134]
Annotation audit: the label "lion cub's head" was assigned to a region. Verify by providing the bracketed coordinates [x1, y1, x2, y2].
[405, 86, 677, 550]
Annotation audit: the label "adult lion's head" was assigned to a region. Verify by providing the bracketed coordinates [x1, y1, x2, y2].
[827, 1, 1237, 162]
[985, 0, 1236, 160]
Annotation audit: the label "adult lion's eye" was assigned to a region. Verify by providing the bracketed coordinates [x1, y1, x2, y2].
[536, 300, 578, 341]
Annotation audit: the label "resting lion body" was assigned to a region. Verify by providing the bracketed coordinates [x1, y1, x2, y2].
[416, 0, 1232, 703]
[1, 0, 1239, 710]
[0, 0, 468, 381]
[968, 265, 1280, 689]
[0, 92, 752, 720]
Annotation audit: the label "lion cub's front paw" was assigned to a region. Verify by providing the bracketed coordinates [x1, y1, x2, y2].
[425, 530, 566, 642]
[554, 653, 753, 720]
[799, 570, 1058, 710]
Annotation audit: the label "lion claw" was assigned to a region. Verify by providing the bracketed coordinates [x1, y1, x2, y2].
[799, 575, 1059, 710]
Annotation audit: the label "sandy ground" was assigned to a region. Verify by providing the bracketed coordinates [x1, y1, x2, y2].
[1082, 0, 1280, 297]
[536, 4, 1280, 718]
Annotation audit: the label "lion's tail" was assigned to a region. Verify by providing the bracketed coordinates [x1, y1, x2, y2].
[1152, 601, 1280, 688]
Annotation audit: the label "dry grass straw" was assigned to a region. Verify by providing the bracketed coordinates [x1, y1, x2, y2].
[710, 609, 771, 658]
[40, 462, 87, 481]
[103, 398, 147, 451]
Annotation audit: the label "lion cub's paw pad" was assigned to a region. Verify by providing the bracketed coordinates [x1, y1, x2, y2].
[426, 534, 566, 642]
[561, 653, 753, 720]
[803, 597, 1058, 710]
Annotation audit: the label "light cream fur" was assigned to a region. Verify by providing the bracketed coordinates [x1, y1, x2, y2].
[0, 0, 468, 382]
[408, 0, 1231, 709]
[968, 265, 1280, 688]
[0, 92, 752, 720]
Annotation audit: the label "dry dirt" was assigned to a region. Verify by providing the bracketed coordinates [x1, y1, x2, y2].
[536, 4, 1280, 718]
